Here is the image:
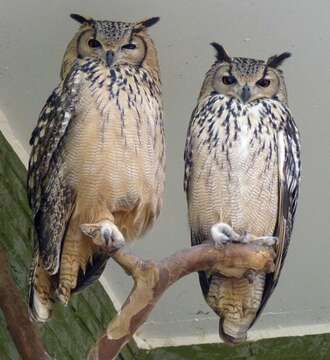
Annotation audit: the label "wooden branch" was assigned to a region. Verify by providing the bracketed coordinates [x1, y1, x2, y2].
[0, 247, 50, 360]
[88, 242, 275, 360]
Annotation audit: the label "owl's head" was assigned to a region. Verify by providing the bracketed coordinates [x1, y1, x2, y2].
[61, 14, 160, 79]
[200, 43, 291, 104]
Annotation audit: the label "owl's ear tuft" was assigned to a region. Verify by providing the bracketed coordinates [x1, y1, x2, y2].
[210, 43, 231, 63]
[70, 14, 94, 26]
[133, 17, 160, 32]
[267, 52, 291, 68]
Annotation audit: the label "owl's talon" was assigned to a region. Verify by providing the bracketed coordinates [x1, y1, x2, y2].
[102, 228, 112, 246]
[211, 223, 240, 248]
[244, 269, 256, 284]
[237, 232, 253, 244]
[57, 285, 70, 305]
[80, 220, 125, 251]
[253, 236, 278, 247]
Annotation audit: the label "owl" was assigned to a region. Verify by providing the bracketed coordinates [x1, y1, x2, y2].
[27, 14, 165, 322]
[184, 43, 301, 343]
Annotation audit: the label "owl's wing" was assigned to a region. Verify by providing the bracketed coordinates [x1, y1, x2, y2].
[255, 110, 301, 321]
[27, 64, 82, 274]
[184, 107, 214, 296]
[184, 106, 197, 196]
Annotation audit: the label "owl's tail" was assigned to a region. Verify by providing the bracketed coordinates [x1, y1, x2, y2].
[205, 273, 266, 345]
[218, 315, 251, 345]
[193, 232, 266, 344]
[28, 247, 53, 322]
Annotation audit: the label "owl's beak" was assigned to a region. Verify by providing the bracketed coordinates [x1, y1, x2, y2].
[241, 85, 251, 103]
[105, 50, 114, 67]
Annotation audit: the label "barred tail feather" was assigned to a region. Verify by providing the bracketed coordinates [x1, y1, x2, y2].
[29, 288, 51, 323]
[218, 317, 249, 345]
[206, 274, 266, 345]
[28, 248, 52, 322]
[192, 231, 266, 345]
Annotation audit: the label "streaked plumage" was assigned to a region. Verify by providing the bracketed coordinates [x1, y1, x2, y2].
[184, 44, 301, 343]
[27, 14, 164, 321]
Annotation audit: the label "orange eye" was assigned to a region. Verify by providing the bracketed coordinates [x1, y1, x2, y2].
[222, 75, 237, 85]
[122, 43, 137, 50]
[257, 78, 271, 87]
[88, 39, 102, 49]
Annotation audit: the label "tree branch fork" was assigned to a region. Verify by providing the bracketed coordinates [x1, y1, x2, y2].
[0, 232, 275, 360]
[88, 238, 276, 360]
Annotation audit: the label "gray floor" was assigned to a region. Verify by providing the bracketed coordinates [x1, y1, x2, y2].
[1, 0, 329, 348]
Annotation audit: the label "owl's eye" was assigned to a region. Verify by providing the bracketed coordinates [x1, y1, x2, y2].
[121, 43, 137, 50]
[88, 39, 102, 49]
[222, 75, 237, 85]
[256, 78, 271, 87]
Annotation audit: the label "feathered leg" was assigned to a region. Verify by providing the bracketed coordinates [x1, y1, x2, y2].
[58, 207, 124, 304]
[57, 220, 82, 304]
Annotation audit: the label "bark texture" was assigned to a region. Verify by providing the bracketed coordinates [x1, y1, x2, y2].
[0, 247, 50, 360]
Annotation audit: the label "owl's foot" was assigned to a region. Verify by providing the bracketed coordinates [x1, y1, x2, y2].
[211, 223, 277, 283]
[80, 220, 125, 252]
[238, 233, 278, 247]
[211, 223, 278, 248]
[211, 223, 240, 248]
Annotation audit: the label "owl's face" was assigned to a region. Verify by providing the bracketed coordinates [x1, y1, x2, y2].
[202, 43, 290, 104]
[61, 14, 160, 79]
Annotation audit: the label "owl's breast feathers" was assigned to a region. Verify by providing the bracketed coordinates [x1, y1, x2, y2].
[64, 60, 165, 226]
[185, 95, 286, 235]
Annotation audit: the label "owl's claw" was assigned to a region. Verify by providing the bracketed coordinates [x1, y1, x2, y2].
[80, 220, 125, 251]
[57, 285, 71, 305]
